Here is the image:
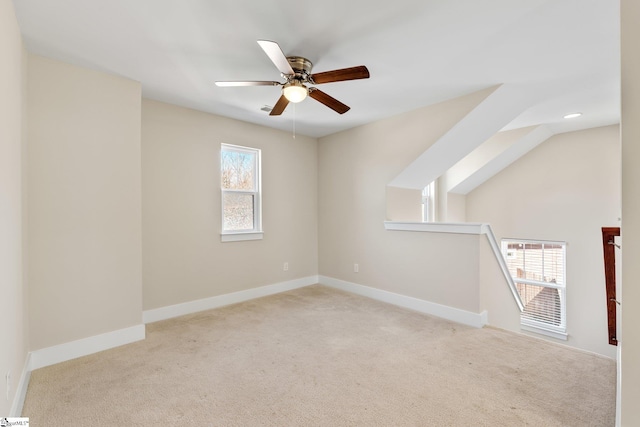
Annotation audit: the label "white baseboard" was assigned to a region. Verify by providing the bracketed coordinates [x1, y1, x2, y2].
[143, 275, 319, 324]
[319, 275, 488, 328]
[10, 353, 32, 417]
[29, 324, 146, 371]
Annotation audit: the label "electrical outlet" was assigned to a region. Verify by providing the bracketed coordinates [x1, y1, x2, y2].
[354, 263, 359, 273]
[6, 370, 10, 401]
[283, 262, 289, 271]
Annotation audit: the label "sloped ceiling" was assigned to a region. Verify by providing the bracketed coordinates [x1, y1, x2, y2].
[13, 0, 619, 138]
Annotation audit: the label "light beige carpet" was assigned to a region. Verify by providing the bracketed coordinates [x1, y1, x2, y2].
[22, 285, 616, 426]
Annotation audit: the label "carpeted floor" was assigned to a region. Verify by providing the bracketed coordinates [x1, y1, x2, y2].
[22, 285, 616, 426]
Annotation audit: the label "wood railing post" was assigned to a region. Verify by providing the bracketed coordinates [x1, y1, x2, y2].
[601, 227, 620, 346]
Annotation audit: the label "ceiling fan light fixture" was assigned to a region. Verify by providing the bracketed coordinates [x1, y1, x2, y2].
[283, 81, 308, 103]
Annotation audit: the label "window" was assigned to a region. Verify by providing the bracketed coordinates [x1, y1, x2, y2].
[501, 239, 567, 339]
[422, 181, 435, 222]
[220, 144, 262, 242]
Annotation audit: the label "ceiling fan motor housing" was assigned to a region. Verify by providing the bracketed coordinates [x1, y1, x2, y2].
[286, 56, 313, 81]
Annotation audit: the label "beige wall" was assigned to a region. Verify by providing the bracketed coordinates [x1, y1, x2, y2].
[27, 55, 143, 350]
[319, 91, 493, 313]
[385, 186, 422, 222]
[446, 193, 467, 223]
[141, 99, 318, 310]
[479, 237, 521, 332]
[0, 0, 28, 415]
[467, 125, 620, 358]
[621, 0, 640, 423]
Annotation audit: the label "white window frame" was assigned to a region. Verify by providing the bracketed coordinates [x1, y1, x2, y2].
[220, 144, 263, 242]
[422, 181, 436, 222]
[501, 238, 567, 340]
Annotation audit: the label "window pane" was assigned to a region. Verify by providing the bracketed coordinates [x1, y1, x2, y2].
[221, 149, 255, 191]
[504, 242, 564, 285]
[223, 192, 254, 231]
[517, 282, 563, 327]
[543, 244, 564, 284]
[504, 243, 525, 279]
[422, 181, 435, 222]
[523, 244, 543, 282]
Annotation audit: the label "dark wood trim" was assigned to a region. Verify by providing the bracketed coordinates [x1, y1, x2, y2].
[601, 227, 620, 346]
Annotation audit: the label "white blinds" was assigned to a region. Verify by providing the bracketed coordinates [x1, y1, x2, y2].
[502, 240, 567, 333]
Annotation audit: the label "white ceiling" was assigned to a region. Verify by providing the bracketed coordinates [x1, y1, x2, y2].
[13, 0, 620, 138]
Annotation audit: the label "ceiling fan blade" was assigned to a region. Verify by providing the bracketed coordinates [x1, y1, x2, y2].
[269, 94, 290, 116]
[308, 88, 350, 114]
[215, 81, 280, 87]
[257, 40, 295, 75]
[310, 66, 370, 84]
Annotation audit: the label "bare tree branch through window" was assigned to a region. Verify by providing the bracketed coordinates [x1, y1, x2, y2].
[221, 145, 261, 234]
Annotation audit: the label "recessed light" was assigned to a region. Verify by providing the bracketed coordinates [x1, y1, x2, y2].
[563, 112, 582, 119]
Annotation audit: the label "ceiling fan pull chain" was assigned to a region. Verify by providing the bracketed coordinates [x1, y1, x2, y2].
[293, 103, 296, 139]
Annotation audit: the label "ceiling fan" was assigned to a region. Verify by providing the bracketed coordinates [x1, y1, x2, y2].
[215, 40, 370, 116]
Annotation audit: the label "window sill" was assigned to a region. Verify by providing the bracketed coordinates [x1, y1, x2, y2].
[521, 324, 568, 341]
[221, 231, 264, 242]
